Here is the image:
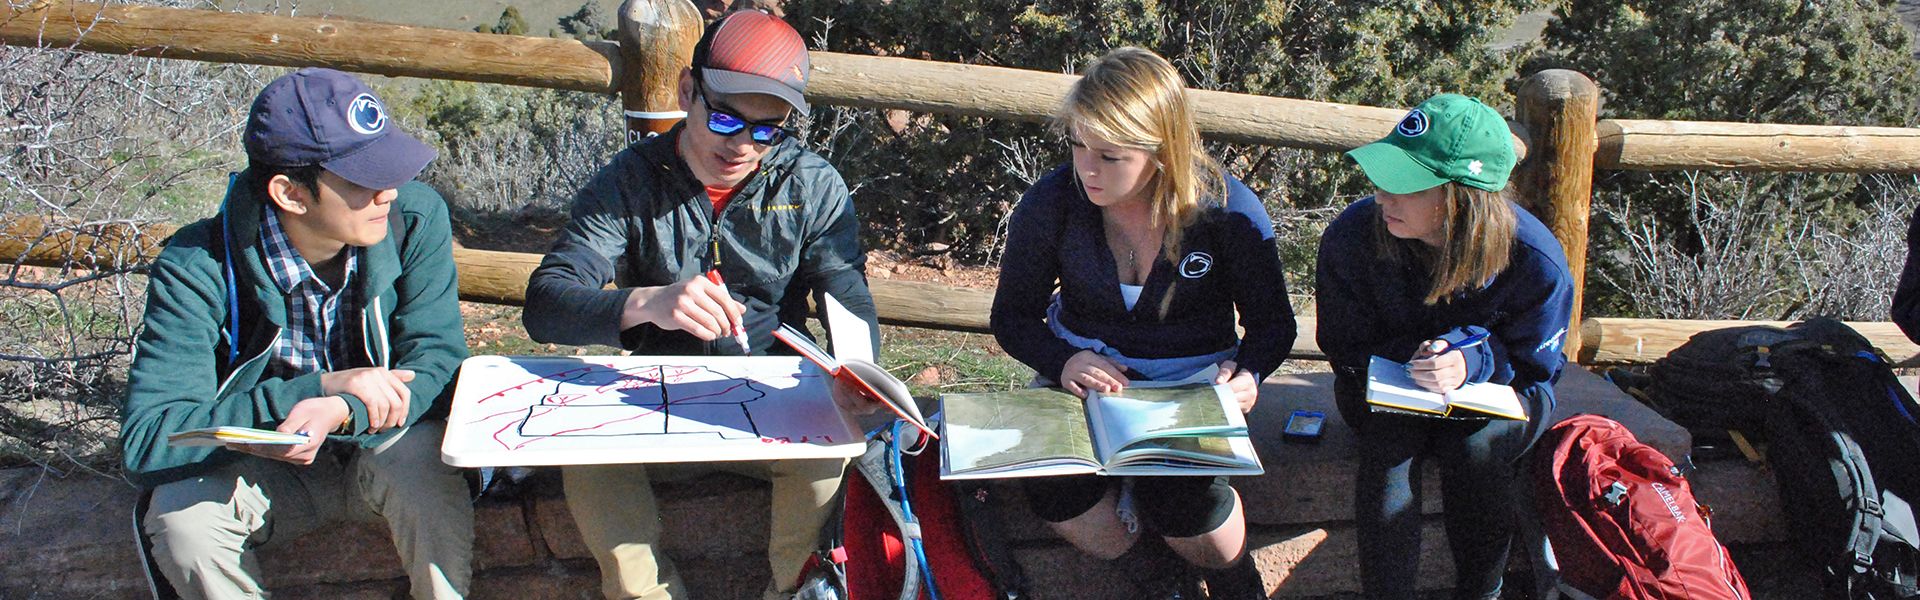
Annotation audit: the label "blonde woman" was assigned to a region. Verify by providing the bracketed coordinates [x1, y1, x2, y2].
[989, 47, 1293, 599]
[1316, 94, 1575, 600]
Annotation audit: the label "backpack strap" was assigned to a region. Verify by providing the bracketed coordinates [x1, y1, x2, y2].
[385, 199, 409, 260]
[1830, 426, 1884, 577]
[793, 478, 850, 599]
[218, 174, 242, 368]
[852, 425, 928, 600]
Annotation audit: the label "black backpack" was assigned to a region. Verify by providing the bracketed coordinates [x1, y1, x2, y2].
[1756, 318, 1920, 599]
[1644, 324, 1801, 436]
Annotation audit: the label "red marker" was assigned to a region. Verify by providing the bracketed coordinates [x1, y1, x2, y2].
[705, 269, 752, 354]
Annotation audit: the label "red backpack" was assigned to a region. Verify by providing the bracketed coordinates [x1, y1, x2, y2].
[1533, 414, 1750, 600]
[795, 422, 1029, 600]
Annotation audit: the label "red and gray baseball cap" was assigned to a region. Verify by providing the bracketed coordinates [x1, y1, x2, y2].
[693, 10, 812, 116]
[243, 68, 436, 191]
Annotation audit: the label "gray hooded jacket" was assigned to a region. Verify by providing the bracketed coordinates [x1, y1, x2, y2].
[525, 124, 878, 354]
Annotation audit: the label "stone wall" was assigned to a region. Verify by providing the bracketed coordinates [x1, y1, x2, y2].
[0, 369, 1793, 599]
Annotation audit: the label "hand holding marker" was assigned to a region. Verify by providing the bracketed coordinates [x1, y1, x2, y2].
[704, 270, 753, 353]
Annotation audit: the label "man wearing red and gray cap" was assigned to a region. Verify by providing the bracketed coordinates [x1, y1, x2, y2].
[525, 10, 879, 600]
[123, 68, 473, 599]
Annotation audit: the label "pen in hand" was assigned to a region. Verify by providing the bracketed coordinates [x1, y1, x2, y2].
[1417, 331, 1491, 360]
[704, 270, 752, 354]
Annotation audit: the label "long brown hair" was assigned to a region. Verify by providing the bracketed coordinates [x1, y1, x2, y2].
[1375, 182, 1517, 304]
[1054, 47, 1224, 261]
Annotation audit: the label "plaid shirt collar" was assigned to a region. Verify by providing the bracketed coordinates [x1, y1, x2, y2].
[259, 207, 361, 377]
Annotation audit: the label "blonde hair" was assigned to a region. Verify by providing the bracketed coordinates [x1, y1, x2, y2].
[1375, 182, 1518, 305]
[1054, 47, 1225, 261]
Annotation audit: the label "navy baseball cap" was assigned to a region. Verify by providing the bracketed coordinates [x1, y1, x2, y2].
[244, 68, 435, 191]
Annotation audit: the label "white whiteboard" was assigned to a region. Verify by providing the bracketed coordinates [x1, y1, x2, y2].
[441, 355, 866, 467]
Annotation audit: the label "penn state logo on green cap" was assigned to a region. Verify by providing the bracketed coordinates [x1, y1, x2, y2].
[1396, 110, 1430, 138]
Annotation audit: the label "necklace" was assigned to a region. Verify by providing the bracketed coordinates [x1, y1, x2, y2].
[1106, 210, 1155, 284]
[1114, 236, 1149, 284]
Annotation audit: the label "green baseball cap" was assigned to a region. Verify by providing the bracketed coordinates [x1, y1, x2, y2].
[1346, 94, 1516, 194]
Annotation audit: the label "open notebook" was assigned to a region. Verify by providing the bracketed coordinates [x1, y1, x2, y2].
[772, 294, 933, 439]
[1366, 355, 1526, 420]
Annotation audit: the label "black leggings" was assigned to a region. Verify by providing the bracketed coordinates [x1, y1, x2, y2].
[1337, 375, 1536, 600]
[1020, 474, 1237, 538]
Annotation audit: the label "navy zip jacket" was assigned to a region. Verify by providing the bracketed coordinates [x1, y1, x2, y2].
[991, 165, 1296, 383]
[1892, 205, 1920, 342]
[1316, 197, 1574, 429]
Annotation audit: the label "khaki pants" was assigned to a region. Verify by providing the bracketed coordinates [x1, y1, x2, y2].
[143, 421, 473, 600]
[564, 458, 846, 600]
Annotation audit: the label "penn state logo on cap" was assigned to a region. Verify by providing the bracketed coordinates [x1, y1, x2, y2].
[1178, 252, 1214, 279]
[346, 93, 386, 135]
[1396, 109, 1430, 138]
[244, 68, 436, 191]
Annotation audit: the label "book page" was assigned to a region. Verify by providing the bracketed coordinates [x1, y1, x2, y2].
[841, 358, 934, 437]
[1366, 356, 1450, 415]
[939, 387, 1099, 478]
[167, 426, 309, 447]
[1087, 383, 1244, 464]
[1444, 383, 1526, 420]
[773, 324, 841, 372]
[1105, 435, 1263, 476]
[822, 294, 873, 363]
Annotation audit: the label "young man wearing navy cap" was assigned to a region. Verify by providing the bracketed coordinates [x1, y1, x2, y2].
[525, 10, 879, 600]
[122, 68, 472, 600]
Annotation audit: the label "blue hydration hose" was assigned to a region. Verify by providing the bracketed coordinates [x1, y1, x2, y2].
[889, 420, 942, 600]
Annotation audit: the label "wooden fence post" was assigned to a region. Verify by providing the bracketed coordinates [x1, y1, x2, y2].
[618, 0, 704, 143]
[1514, 69, 1601, 362]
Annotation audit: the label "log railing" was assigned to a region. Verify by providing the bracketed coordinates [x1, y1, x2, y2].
[8, 0, 1920, 365]
[21, 214, 1920, 367]
[15, 2, 1920, 172]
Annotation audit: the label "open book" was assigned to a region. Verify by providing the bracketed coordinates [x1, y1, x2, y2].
[1366, 355, 1526, 420]
[772, 294, 935, 439]
[168, 426, 309, 447]
[938, 367, 1262, 479]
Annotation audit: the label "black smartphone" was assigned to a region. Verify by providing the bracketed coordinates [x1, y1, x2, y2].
[1283, 410, 1325, 443]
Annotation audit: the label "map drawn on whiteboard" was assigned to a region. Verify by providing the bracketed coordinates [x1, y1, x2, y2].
[441, 354, 865, 467]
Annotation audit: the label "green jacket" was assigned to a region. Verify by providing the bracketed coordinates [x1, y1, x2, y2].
[121, 172, 469, 485]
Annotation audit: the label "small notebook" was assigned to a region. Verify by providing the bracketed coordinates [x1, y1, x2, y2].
[167, 426, 311, 447]
[1365, 356, 1526, 420]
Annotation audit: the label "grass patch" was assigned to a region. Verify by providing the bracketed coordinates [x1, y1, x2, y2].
[875, 327, 1032, 398]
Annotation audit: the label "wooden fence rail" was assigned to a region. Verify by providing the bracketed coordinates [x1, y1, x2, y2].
[9, 0, 1920, 366]
[17, 216, 1920, 367]
[13, 1, 1920, 173]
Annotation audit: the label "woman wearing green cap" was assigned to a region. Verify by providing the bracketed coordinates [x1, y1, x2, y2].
[1316, 94, 1575, 600]
[991, 47, 1294, 599]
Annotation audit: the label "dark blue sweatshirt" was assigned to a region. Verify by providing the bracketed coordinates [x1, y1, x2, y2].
[1893, 205, 1920, 342]
[991, 165, 1297, 382]
[1316, 197, 1575, 422]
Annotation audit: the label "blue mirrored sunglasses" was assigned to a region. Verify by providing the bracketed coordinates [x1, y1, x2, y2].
[699, 93, 793, 146]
